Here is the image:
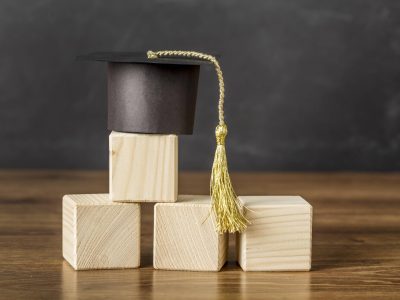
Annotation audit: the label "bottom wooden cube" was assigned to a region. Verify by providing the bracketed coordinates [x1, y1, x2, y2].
[237, 196, 312, 271]
[62, 194, 140, 270]
[154, 195, 228, 271]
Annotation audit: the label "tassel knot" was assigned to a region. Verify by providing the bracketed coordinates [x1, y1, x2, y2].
[215, 124, 227, 145]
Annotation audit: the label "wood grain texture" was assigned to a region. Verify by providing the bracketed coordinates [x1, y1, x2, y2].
[1, 171, 400, 299]
[154, 195, 227, 271]
[62, 194, 140, 270]
[237, 196, 312, 271]
[109, 131, 178, 202]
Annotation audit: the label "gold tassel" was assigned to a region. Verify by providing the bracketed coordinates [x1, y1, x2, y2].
[211, 124, 248, 233]
[147, 50, 248, 233]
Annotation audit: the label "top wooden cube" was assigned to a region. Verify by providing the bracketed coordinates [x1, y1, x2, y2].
[109, 131, 178, 203]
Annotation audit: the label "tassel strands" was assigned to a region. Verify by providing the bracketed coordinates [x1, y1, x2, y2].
[147, 50, 248, 233]
[211, 124, 248, 233]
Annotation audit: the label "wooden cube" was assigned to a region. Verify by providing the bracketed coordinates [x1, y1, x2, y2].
[237, 196, 312, 271]
[153, 195, 228, 271]
[62, 194, 140, 270]
[110, 131, 178, 203]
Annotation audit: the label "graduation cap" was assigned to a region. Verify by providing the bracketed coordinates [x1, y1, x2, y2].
[79, 50, 248, 233]
[77, 51, 207, 134]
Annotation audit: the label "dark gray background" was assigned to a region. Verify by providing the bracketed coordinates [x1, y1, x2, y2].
[2, 0, 400, 171]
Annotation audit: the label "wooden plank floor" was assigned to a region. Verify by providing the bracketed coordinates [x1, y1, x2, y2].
[0, 170, 399, 299]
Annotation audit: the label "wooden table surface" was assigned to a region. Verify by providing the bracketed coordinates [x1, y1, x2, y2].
[0, 170, 399, 299]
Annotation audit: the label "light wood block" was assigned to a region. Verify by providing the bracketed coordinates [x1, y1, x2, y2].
[154, 195, 228, 271]
[62, 194, 140, 270]
[237, 196, 312, 271]
[110, 131, 178, 203]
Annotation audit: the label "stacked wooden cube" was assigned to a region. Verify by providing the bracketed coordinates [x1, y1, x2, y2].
[63, 133, 313, 271]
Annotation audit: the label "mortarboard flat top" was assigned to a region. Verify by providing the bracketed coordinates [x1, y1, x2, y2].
[77, 51, 211, 66]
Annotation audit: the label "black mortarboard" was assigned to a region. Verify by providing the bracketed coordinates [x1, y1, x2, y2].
[77, 51, 209, 134]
